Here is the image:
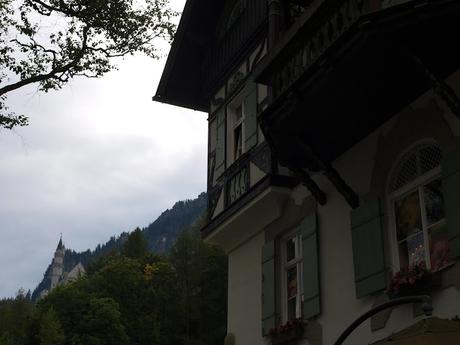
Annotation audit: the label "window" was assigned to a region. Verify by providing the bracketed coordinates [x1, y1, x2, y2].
[282, 231, 303, 322]
[226, 91, 247, 165]
[389, 143, 451, 272]
[233, 105, 243, 160]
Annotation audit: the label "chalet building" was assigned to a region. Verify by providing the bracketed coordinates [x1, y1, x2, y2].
[155, 0, 460, 344]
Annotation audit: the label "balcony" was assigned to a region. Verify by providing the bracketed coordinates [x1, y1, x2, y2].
[203, 142, 297, 238]
[255, 0, 460, 169]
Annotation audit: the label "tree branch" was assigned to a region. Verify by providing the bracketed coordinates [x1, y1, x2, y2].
[0, 26, 89, 96]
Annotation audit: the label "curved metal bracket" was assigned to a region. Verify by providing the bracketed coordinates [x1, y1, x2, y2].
[334, 295, 433, 345]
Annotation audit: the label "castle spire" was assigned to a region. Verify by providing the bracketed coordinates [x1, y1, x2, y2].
[50, 234, 65, 289]
[57, 233, 63, 250]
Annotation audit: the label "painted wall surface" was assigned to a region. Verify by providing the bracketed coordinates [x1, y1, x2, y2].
[217, 68, 460, 345]
[227, 231, 265, 345]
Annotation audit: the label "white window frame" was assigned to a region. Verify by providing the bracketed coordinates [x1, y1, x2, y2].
[388, 166, 443, 271]
[226, 91, 246, 166]
[387, 141, 447, 273]
[281, 228, 303, 323]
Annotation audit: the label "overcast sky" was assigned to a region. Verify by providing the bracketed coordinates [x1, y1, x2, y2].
[0, 0, 207, 298]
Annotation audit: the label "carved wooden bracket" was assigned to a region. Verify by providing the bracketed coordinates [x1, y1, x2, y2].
[295, 138, 360, 209]
[409, 51, 460, 119]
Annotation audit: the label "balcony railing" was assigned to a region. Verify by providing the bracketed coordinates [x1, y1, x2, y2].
[207, 141, 276, 219]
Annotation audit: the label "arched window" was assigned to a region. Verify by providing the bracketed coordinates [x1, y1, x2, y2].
[389, 142, 451, 272]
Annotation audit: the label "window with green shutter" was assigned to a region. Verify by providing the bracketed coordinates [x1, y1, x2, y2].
[262, 214, 321, 337]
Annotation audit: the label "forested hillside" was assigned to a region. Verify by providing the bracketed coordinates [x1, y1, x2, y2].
[32, 193, 207, 301]
[0, 229, 227, 345]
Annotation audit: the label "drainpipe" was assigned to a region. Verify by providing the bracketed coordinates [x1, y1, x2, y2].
[268, 0, 281, 49]
[334, 295, 433, 345]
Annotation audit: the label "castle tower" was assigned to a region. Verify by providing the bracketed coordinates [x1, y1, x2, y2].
[50, 235, 65, 289]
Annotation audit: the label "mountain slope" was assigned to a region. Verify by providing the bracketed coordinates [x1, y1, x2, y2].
[32, 192, 207, 300]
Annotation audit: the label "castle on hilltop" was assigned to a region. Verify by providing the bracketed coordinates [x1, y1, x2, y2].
[39, 236, 85, 299]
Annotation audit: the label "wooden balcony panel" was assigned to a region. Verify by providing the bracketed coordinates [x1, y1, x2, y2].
[255, 0, 460, 168]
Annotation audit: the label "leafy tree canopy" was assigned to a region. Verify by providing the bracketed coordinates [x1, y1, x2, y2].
[0, 0, 177, 129]
[1, 228, 228, 345]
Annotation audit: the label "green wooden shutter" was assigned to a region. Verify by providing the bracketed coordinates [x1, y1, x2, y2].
[261, 240, 276, 336]
[301, 213, 321, 319]
[350, 196, 386, 298]
[244, 83, 258, 150]
[215, 109, 226, 177]
[442, 147, 460, 258]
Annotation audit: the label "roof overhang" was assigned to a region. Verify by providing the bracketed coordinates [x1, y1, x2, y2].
[153, 0, 222, 112]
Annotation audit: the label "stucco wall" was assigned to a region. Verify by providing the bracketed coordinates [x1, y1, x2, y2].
[227, 231, 265, 345]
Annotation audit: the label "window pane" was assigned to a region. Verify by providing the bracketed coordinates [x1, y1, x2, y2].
[287, 298, 296, 321]
[424, 179, 444, 226]
[407, 231, 425, 267]
[233, 125, 242, 160]
[286, 237, 296, 262]
[398, 241, 409, 270]
[429, 222, 451, 271]
[395, 191, 422, 241]
[391, 153, 417, 192]
[287, 267, 297, 298]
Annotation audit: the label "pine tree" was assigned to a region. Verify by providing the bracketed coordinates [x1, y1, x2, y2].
[38, 308, 64, 345]
[122, 228, 149, 259]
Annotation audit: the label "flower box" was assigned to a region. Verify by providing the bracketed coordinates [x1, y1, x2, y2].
[386, 262, 442, 298]
[267, 318, 305, 345]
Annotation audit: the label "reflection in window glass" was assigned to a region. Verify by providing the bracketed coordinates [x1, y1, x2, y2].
[287, 298, 296, 321]
[233, 125, 242, 160]
[429, 222, 451, 271]
[395, 191, 422, 241]
[406, 232, 425, 266]
[284, 232, 302, 322]
[398, 241, 409, 269]
[287, 267, 297, 298]
[424, 179, 444, 226]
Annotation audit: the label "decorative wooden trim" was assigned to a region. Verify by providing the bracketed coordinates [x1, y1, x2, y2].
[251, 143, 272, 174]
[408, 51, 460, 119]
[292, 168, 327, 206]
[293, 138, 359, 209]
